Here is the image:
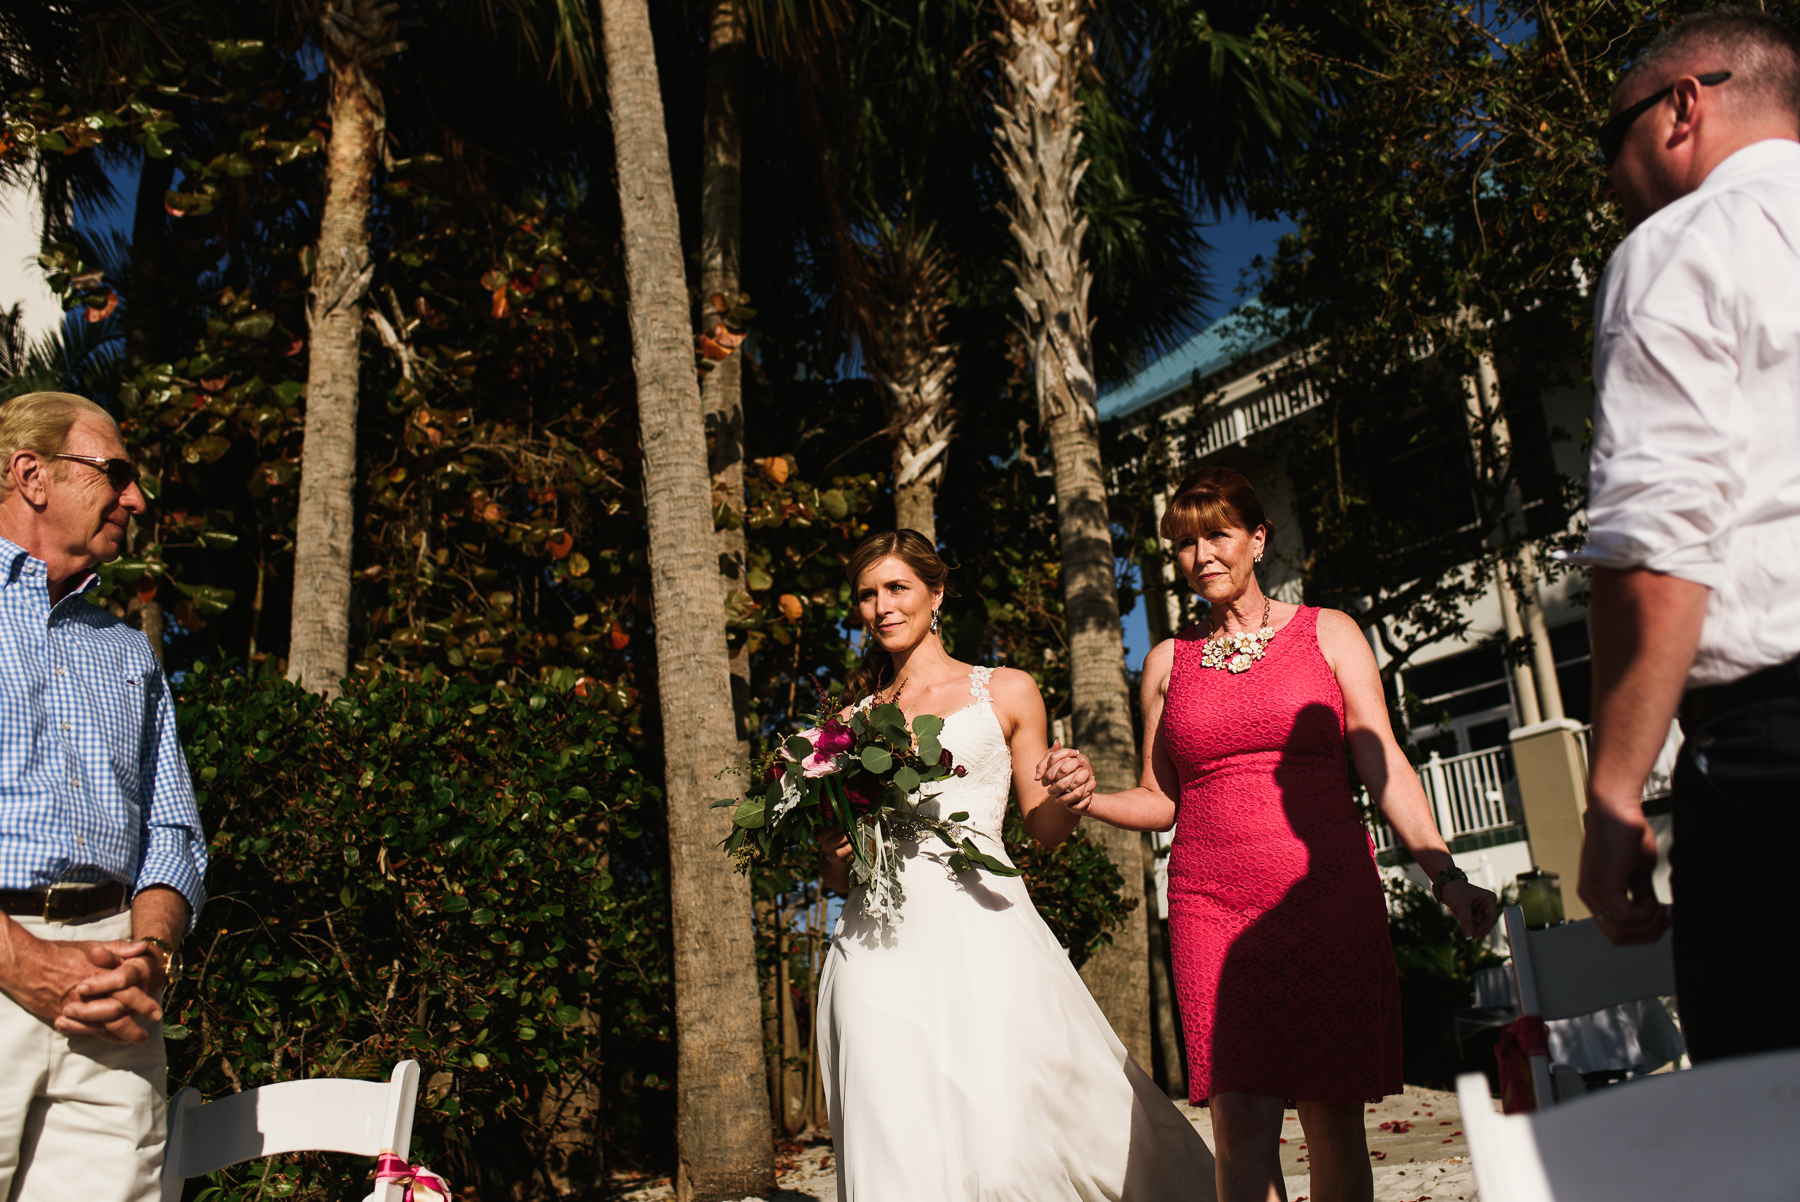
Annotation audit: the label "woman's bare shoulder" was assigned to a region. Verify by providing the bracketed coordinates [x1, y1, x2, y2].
[1311, 607, 1377, 668]
[985, 665, 1042, 703]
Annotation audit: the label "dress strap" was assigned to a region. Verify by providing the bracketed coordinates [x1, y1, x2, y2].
[969, 665, 995, 703]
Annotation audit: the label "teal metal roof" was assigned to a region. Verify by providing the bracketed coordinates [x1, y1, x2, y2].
[1097, 298, 1281, 424]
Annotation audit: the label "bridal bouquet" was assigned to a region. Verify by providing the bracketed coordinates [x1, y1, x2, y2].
[717, 692, 1019, 925]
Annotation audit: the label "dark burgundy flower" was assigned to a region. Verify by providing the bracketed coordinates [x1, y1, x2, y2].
[938, 747, 955, 770]
[814, 719, 854, 757]
[953, 765, 968, 777]
[843, 773, 880, 815]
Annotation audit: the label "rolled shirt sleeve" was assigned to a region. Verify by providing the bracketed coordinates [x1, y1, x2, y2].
[1579, 222, 1745, 590]
[134, 668, 207, 929]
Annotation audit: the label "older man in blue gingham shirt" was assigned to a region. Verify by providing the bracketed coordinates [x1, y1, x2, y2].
[0, 392, 206, 1202]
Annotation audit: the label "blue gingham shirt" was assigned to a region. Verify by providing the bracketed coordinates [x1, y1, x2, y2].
[0, 535, 206, 925]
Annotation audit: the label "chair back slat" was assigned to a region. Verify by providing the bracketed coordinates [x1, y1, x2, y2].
[1461, 1049, 1800, 1201]
[1521, 917, 1675, 1020]
[172, 1079, 396, 1177]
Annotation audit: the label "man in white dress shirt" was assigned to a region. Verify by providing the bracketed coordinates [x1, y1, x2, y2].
[1577, 7, 1800, 1062]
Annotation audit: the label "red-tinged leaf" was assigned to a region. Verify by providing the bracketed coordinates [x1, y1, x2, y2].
[547, 531, 574, 560]
[709, 292, 727, 313]
[609, 621, 629, 650]
[137, 577, 158, 603]
[696, 334, 732, 361]
[491, 287, 509, 319]
[200, 375, 230, 393]
[164, 201, 187, 217]
[85, 290, 119, 322]
[284, 337, 304, 357]
[710, 326, 747, 350]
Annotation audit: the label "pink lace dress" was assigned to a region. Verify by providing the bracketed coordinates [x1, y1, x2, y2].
[1163, 606, 1403, 1104]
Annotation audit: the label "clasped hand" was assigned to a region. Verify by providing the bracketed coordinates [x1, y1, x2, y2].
[11, 934, 167, 1044]
[1034, 741, 1096, 812]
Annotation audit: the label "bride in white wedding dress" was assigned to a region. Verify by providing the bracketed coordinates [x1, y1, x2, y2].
[816, 531, 1216, 1202]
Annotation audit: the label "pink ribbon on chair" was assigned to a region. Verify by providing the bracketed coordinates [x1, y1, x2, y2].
[1495, 1014, 1551, 1114]
[375, 1152, 453, 1202]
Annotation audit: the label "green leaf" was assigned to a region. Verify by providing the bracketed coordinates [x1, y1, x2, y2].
[912, 713, 944, 741]
[860, 745, 892, 774]
[958, 838, 1022, 877]
[785, 735, 814, 761]
[917, 734, 942, 765]
[947, 811, 970, 823]
[893, 766, 920, 794]
[733, 794, 767, 829]
[443, 895, 470, 912]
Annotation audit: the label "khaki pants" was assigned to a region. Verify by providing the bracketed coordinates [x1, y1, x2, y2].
[0, 910, 166, 1202]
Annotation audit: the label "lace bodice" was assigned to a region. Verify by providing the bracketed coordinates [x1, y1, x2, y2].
[913, 666, 1011, 842]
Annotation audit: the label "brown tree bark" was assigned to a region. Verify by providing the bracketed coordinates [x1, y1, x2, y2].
[700, 0, 754, 747]
[598, 0, 776, 1195]
[994, 0, 1150, 1067]
[287, 0, 399, 696]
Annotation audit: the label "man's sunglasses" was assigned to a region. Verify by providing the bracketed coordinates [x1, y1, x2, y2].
[53, 453, 142, 492]
[1598, 70, 1731, 167]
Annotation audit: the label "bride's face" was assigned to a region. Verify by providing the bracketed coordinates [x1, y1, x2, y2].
[856, 556, 942, 654]
[1174, 521, 1265, 606]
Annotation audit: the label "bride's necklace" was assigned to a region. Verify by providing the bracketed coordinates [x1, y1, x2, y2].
[1200, 597, 1276, 674]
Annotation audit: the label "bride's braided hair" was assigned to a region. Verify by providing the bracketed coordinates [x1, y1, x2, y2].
[843, 529, 954, 706]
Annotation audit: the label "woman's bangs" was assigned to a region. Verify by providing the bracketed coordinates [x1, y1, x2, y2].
[1159, 493, 1240, 542]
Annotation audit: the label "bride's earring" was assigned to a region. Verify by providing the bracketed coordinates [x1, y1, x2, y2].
[930, 610, 941, 635]
[1254, 552, 1263, 564]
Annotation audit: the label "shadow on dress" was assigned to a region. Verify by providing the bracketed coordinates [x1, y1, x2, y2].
[1206, 701, 1400, 1104]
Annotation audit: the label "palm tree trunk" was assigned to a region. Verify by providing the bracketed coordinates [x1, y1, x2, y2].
[700, 0, 753, 747]
[287, 0, 397, 696]
[860, 221, 956, 545]
[598, 0, 776, 1196]
[994, 0, 1150, 1068]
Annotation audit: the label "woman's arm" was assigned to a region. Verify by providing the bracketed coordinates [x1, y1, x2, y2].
[1316, 609, 1497, 939]
[1056, 640, 1182, 833]
[991, 668, 1084, 848]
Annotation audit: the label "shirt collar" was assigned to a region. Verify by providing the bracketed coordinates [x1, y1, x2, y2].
[0, 533, 101, 603]
[1693, 137, 1800, 199]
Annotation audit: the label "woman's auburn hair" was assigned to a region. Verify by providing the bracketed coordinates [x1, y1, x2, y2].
[842, 529, 953, 704]
[1159, 465, 1274, 543]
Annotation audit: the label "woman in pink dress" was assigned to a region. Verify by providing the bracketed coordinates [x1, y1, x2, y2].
[1053, 467, 1497, 1202]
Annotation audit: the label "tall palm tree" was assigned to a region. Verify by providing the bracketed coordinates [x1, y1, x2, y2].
[597, 0, 777, 1196]
[857, 217, 958, 542]
[992, 0, 1153, 1065]
[286, 0, 401, 696]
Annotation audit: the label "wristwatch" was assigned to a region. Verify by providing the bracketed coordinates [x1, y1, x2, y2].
[1432, 865, 1470, 902]
[140, 935, 183, 985]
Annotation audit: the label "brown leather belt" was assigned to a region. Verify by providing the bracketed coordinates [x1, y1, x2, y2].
[0, 882, 128, 922]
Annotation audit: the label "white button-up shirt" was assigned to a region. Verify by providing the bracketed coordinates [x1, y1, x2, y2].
[1578, 138, 1800, 688]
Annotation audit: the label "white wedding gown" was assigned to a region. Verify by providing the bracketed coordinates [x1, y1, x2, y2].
[817, 667, 1217, 1201]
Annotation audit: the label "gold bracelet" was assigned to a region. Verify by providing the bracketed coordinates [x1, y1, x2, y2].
[139, 935, 180, 979]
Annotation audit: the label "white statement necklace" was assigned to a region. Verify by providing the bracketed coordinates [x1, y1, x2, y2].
[1200, 597, 1276, 674]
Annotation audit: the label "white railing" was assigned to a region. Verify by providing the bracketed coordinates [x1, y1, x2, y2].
[1193, 377, 1321, 456]
[1571, 721, 1680, 801]
[1367, 743, 1520, 853]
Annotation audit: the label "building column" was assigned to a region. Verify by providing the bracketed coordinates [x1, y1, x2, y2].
[1495, 558, 1543, 728]
[1508, 718, 1591, 920]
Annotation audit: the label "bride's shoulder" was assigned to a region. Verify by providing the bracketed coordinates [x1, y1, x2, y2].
[983, 665, 1040, 701]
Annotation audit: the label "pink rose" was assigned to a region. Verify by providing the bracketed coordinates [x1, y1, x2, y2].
[791, 719, 854, 778]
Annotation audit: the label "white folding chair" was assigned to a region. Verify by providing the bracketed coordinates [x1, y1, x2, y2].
[161, 1060, 421, 1202]
[1456, 1048, 1800, 1201]
[1504, 904, 1676, 1108]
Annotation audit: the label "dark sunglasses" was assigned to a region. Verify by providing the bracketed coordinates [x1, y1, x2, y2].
[54, 452, 142, 492]
[1598, 71, 1731, 167]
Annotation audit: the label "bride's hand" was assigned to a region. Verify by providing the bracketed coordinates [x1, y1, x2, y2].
[818, 827, 853, 893]
[1035, 742, 1096, 813]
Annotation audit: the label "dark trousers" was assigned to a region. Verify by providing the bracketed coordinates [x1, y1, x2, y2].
[1672, 676, 1800, 1063]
